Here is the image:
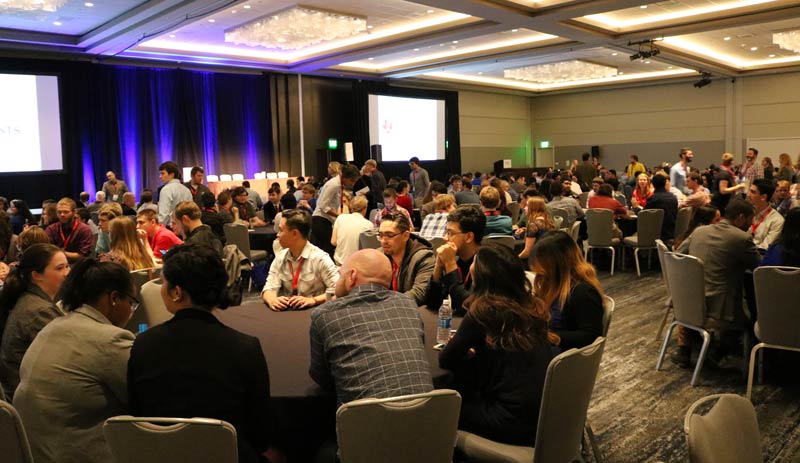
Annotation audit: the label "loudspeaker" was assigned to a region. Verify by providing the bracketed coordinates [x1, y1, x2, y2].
[370, 144, 382, 163]
[591, 145, 600, 158]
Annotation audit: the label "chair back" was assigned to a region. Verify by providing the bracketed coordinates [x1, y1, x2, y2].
[635, 209, 664, 247]
[614, 193, 628, 208]
[358, 228, 381, 250]
[0, 400, 34, 463]
[569, 220, 581, 242]
[223, 223, 253, 259]
[206, 175, 219, 182]
[428, 237, 446, 250]
[534, 337, 606, 463]
[675, 206, 693, 240]
[125, 279, 172, 333]
[219, 174, 233, 182]
[585, 209, 615, 246]
[550, 208, 569, 228]
[337, 389, 461, 463]
[753, 266, 800, 346]
[484, 235, 515, 250]
[507, 201, 521, 224]
[104, 416, 238, 463]
[130, 267, 161, 298]
[579, 192, 590, 208]
[663, 252, 706, 326]
[602, 296, 615, 337]
[231, 174, 245, 181]
[684, 394, 762, 463]
[553, 216, 564, 230]
[655, 239, 670, 293]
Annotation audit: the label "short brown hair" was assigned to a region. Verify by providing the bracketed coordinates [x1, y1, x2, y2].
[57, 198, 77, 211]
[381, 211, 411, 233]
[137, 209, 158, 223]
[302, 184, 316, 196]
[174, 201, 201, 221]
[99, 202, 123, 217]
[479, 186, 500, 209]
[434, 194, 455, 212]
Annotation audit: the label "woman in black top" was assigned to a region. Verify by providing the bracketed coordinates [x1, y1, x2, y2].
[440, 245, 554, 446]
[127, 244, 273, 463]
[530, 231, 605, 351]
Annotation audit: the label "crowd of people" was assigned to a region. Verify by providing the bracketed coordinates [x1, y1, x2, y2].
[0, 145, 798, 462]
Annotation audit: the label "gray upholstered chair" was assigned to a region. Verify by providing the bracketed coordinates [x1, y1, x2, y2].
[336, 389, 461, 463]
[656, 252, 740, 386]
[553, 215, 564, 231]
[583, 296, 615, 463]
[358, 228, 381, 250]
[585, 209, 619, 275]
[507, 201, 521, 224]
[125, 278, 171, 334]
[456, 337, 606, 463]
[551, 208, 569, 229]
[104, 416, 238, 463]
[684, 394, 762, 463]
[747, 266, 800, 399]
[223, 223, 268, 266]
[0, 400, 35, 463]
[484, 235, 516, 250]
[570, 220, 581, 242]
[674, 206, 693, 242]
[428, 237, 447, 250]
[579, 192, 590, 208]
[654, 239, 673, 341]
[614, 193, 628, 208]
[622, 208, 664, 277]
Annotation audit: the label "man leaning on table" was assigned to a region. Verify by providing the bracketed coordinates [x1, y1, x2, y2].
[262, 209, 338, 311]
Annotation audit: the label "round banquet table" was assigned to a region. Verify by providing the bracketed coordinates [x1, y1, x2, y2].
[248, 225, 277, 251]
[213, 302, 459, 461]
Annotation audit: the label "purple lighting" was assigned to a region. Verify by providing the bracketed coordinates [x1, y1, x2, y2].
[116, 69, 142, 199]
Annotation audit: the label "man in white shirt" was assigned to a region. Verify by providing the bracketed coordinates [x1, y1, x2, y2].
[263, 209, 339, 311]
[331, 196, 374, 266]
[748, 178, 784, 250]
[157, 161, 192, 225]
[670, 147, 693, 194]
[311, 164, 360, 257]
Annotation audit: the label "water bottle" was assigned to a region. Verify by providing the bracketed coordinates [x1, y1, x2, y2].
[437, 300, 452, 345]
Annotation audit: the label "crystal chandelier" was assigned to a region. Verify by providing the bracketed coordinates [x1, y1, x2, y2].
[504, 60, 618, 84]
[773, 29, 800, 54]
[0, 0, 67, 12]
[225, 5, 367, 50]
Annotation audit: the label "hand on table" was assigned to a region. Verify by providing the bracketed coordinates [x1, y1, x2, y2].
[265, 295, 291, 311]
[287, 295, 317, 310]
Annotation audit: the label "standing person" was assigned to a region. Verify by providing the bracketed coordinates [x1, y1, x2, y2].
[365, 159, 387, 200]
[408, 157, 430, 206]
[13, 258, 136, 463]
[44, 198, 94, 263]
[102, 171, 129, 203]
[379, 212, 434, 305]
[439, 244, 554, 446]
[626, 155, 646, 180]
[712, 153, 747, 216]
[157, 161, 192, 226]
[574, 153, 598, 192]
[670, 147, 694, 194]
[331, 196, 373, 266]
[747, 178, 784, 251]
[0, 244, 69, 399]
[311, 164, 360, 257]
[776, 153, 794, 182]
[741, 147, 764, 194]
[128, 244, 274, 463]
[184, 166, 211, 207]
[136, 209, 183, 260]
[762, 157, 774, 182]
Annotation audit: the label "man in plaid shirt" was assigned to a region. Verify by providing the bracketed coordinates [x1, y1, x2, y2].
[309, 249, 433, 406]
[419, 194, 455, 240]
[742, 147, 764, 194]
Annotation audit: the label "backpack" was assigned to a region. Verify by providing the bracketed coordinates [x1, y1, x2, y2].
[222, 244, 251, 306]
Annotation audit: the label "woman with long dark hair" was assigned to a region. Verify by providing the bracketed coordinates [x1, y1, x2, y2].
[128, 244, 273, 463]
[440, 244, 554, 446]
[13, 258, 136, 463]
[9, 199, 35, 235]
[0, 211, 12, 262]
[0, 243, 69, 399]
[763, 208, 800, 267]
[530, 231, 605, 351]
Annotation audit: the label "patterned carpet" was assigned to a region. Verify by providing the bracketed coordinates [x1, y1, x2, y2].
[591, 268, 800, 463]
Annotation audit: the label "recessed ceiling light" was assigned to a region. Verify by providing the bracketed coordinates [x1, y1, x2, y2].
[368, 57, 374, 60]
[53, 21, 62, 26]
[619, 72, 625, 75]
[413, 48, 419, 51]
[750, 46, 758, 51]
[169, 34, 176, 38]
[84, 2, 93, 6]
[640, 5, 648, 8]
[426, 9, 434, 13]
[667, 66, 673, 69]
[367, 25, 373, 29]
[723, 36, 731, 41]
[511, 29, 518, 32]
[769, 54, 776, 58]
[452, 40, 458, 44]
[611, 52, 618, 56]
[645, 60, 651, 64]
[478, 72, 483, 75]
[208, 19, 215, 23]
[232, 9, 236, 13]
[242, 4, 250, 8]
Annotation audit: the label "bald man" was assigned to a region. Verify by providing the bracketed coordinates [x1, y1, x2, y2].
[309, 249, 433, 406]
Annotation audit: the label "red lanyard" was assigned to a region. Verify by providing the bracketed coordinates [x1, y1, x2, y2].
[190, 186, 198, 197]
[239, 204, 249, 221]
[204, 208, 216, 214]
[288, 257, 305, 292]
[751, 207, 771, 235]
[340, 183, 346, 213]
[484, 210, 499, 216]
[112, 182, 118, 193]
[456, 267, 472, 288]
[59, 220, 79, 249]
[391, 261, 400, 291]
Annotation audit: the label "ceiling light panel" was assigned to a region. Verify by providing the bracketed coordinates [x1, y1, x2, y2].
[0, 0, 149, 35]
[133, 0, 471, 64]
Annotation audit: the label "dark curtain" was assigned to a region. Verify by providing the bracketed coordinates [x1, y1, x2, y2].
[0, 58, 274, 205]
[351, 81, 461, 183]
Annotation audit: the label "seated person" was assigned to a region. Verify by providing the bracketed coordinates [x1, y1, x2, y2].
[44, 198, 94, 262]
[588, 184, 628, 218]
[297, 184, 317, 213]
[171, 201, 223, 256]
[232, 187, 267, 228]
[136, 209, 183, 260]
[479, 186, 512, 236]
[331, 196, 373, 266]
[425, 205, 484, 316]
[440, 244, 554, 446]
[94, 207, 119, 255]
[682, 172, 711, 209]
[748, 178, 784, 251]
[419, 181, 448, 219]
[310, 248, 433, 405]
[395, 180, 414, 212]
[262, 209, 339, 311]
[380, 212, 434, 306]
[518, 196, 556, 260]
[763, 208, 800, 267]
[530, 231, 604, 351]
[374, 188, 413, 230]
[263, 186, 284, 223]
[644, 173, 678, 241]
[200, 191, 232, 245]
[418, 194, 455, 240]
[13, 258, 136, 463]
[99, 218, 156, 271]
[547, 181, 584, 228]
[128, 244, 273, 463]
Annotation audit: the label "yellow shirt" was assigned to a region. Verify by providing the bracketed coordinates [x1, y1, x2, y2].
[626, 162, 647, 178]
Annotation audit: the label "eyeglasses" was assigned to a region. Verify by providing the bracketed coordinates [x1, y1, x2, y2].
[377, 231, 402, 240]
[444, 230, 466, 238]
[123, 293, 140, 312]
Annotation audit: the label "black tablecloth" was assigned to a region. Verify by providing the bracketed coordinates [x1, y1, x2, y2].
[248, 225, 277, 251]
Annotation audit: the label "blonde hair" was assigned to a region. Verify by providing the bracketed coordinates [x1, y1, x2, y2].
[779, 153, 791, 169]
[479, 186, 501, 209]
[328, 161, 341, 175]
[434, 194, 455, 212]
[108, 217, 155, 270]
[99, 202, 123, 217]
[350, 196, 368, 213]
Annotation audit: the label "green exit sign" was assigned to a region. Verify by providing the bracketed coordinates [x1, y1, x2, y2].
[328, 138, 338, 149]
[539, 140, 551, 149]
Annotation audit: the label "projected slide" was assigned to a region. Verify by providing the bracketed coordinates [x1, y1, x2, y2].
[368, 94, 445, 162]
[0, 73, 63, 173]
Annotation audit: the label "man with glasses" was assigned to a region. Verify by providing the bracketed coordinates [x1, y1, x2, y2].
[425, 205, 485, 316]
[231, 186, 267, 228]
[379, 212, 434, 305]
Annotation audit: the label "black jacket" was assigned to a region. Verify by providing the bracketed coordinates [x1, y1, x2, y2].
[645, 188, 678, 241]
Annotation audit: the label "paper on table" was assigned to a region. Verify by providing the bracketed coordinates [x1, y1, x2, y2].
[356, 186, 370, 196]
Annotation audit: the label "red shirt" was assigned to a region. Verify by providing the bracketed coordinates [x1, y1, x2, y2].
[588, 195, 627, 217]
[149, 225, 183, 258]
[396, 194, 414, 212]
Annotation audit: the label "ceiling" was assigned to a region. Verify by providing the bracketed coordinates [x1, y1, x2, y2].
[2, 0, 800, 93]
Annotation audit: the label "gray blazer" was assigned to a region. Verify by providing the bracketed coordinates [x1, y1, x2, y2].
[676, 220, 761, 322]
[13, 305, 134, 463]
